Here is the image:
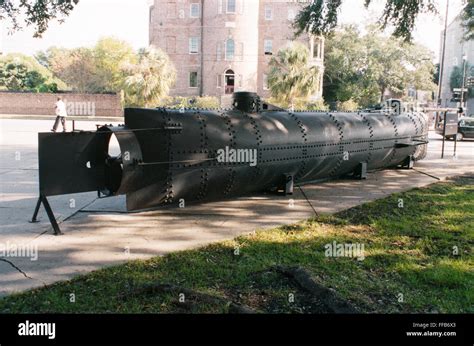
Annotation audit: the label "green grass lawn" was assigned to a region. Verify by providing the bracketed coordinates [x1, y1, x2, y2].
[1, 176, 473, 313]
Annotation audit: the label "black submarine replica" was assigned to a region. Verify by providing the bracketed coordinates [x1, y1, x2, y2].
[32, 92, 428, 234]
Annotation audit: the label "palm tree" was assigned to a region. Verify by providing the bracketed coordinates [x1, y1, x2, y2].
[123, 47, 176, 107]
[267, 42, 320, 109]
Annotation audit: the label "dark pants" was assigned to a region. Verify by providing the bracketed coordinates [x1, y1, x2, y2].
[52, 116, 67, 132]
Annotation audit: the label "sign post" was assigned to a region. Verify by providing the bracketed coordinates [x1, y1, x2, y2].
[441, 112, 459, 159]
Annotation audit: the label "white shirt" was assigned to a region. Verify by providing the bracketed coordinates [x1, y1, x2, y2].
[55, 100, 68, 117]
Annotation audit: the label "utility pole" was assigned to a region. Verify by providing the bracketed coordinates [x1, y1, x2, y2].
[438, 0, 449, 106]
[460, 53, 468, 112]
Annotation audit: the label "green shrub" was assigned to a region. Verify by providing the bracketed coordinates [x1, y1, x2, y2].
[265, 97, 329, 111]
[157, 96, 220, 109]
[336, 99, 359, 112]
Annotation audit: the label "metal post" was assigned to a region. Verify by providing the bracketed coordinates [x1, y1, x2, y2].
[437, 0, 449, 106]
[460, 54, 468, 110]
[454, 133, 458, 158]
[441, 112, 447, 159]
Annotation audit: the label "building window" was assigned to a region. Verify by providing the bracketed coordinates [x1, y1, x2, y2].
[264, 5, 273, 20]
[313, 41, 320, 59]
[288, 9, 296, 21]
[189, 37, 199, 54]
[189, 71, 198, 88]
[264, 39, 273, 55]
[225, 69, 235, 94]
[149, 6, 154, 25]
[190, 3, 200, 18]
[227, 0, 236, 13]
[312, 37, 323, 59]
[263, 74, 269, 90]
[225, 39, 235, 60]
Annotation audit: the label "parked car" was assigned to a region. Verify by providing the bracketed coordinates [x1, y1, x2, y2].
[455, 117, 474, 141]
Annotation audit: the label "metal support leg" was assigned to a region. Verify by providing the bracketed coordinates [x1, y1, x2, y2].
[284, 174, 294, 195]
[402, 156, 415, 169]
[354, 162, 367, 180]
[30, 196, 42, 223]
[29, 194, 62, 235]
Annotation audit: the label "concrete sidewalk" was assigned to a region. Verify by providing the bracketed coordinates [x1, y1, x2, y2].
[0, 118, 472, 297]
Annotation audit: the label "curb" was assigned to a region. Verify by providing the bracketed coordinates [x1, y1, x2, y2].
[0, 114, 124, 122]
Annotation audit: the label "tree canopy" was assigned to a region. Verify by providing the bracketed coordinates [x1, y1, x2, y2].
[295, 0, 473, 42]
[123, 47, 176, 107]
[267, 42, 320, 108]
[1, 0, 472, 41]
[0, 53, 66, 92]
[324, 25, 437, 108]
[463, 0, 474, 40]
[0, 0, 80, 37]
[36, 37, 137, 93]
[450, 64, 474, 98]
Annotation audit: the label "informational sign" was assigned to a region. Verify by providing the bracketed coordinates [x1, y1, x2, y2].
[443, 113, 459, 136]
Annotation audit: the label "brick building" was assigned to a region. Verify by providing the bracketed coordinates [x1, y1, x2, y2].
[439, 14, 474, 114]
[149, 0, 324, 101]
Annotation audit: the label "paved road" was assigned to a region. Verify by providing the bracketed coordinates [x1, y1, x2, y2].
[0, 118, 472, 297]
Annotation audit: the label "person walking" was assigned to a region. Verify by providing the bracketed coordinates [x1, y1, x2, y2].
[51, 97, 68, 132]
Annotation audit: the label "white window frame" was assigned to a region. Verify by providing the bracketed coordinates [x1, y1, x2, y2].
[225, 39, 235, 61]
[288, 9, 295, 21]
[189, 37, 199, 54]
[263, 74, 269, 90]
[217, 42, 222, 61]
[226, 0, 236, 13]
[190, 3, 200, 18]
[189, 71, 199, 88]
[264, 39, 273, 55]
[264, 5, 273, 20]
[149, 6, 154, 25]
